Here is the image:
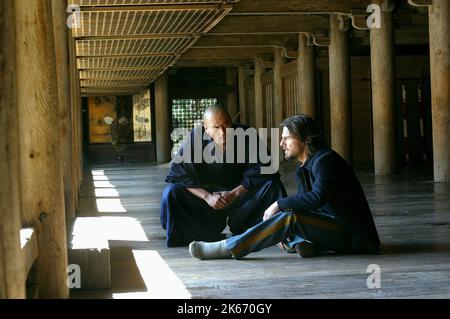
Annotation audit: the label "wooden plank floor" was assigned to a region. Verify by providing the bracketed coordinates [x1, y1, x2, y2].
[71, 161, 450, 299]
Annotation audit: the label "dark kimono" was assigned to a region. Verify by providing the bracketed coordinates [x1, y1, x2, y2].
[160, 124, 286, 247]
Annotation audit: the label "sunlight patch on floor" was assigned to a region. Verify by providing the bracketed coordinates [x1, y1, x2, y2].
[92, 170, 124, 211]
[94, 181, 117, 188]
[96, 198, 127, 212]
[95, 188, 120, 198]
[113, 250, 191, 299]
[93, 175, 110, 181]
[71, 217, 149, 250]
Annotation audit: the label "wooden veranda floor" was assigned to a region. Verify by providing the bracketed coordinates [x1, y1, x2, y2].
[70, 161, 450, 299]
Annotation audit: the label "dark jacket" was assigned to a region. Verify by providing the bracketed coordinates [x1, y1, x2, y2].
[277, 148, 380, 253]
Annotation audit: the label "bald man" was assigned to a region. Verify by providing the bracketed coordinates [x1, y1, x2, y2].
[160, 105, 286, 247]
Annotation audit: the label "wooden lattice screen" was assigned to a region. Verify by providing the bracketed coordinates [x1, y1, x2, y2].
[281, 60, 300, 118]
[282, 73, 299, 118]
[69, 0, 236, 96]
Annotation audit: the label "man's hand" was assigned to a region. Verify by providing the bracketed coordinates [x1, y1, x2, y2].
[213, 191, 238, 206]
[186, 187, 228, 210]
[213, 185, 248, 206]
[205, 193, 229, 210]
[263, 202, 281, 221]
[187, 185, 247, 210]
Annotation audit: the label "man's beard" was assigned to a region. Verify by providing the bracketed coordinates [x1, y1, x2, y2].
[284, 152, 297, 161]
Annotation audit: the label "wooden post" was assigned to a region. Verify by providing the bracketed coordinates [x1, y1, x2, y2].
[68, 29, 80, 213]
[298, 34, 317, 118]
[155, 72, 171, 164]
[226, 67, 239, 122]
[68, 30, 76, 213]
[254, 58, 264, 129]
[67, 20, 82, 204]
[15, 0, 69, 298]
[74, 56, 83, 198]
[0, 0, 26, 299]
[52, 0, 75, 219]
[370, 2, 397, 175]
[238, 66, 247, 125]
[429, 0, 450, 182]
[77, 82, 83, 191]
[330, 15, 352, 165]
[274, 48, 288, 126]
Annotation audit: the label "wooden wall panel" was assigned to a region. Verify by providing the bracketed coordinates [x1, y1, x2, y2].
[0, 0, 25, 299]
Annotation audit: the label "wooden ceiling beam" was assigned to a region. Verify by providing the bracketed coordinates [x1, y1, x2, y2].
[207, 15, 330, 35]
[194, 34, 299, 50]
[173, 58, 254, 68]
[82, 93, 137, 96]
[180, 47, 276, 59]
[230, 0, 373, 14]
[182, 47, 298, 59]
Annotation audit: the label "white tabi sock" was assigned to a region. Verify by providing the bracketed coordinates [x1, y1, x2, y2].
[189, 240, 232, 260]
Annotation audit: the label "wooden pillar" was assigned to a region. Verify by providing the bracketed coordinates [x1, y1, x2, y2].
[155, 72, 171, 164]
[15, 0, 69, 298]
[68, 23, 82, 203]
[274, 48, 288, 126]
[298, 34, 317, 118]
[370, 2, 397, 175]
[0, 0, 26, 299]
[74, 58, 83, 196]
[429, 0, 450, 182]
[68, 30, 80, 213]
[76, 83, 83, 192]
[238, 66, 247, 125]
[330, 15, 352, 164]
[52, 0, 74, 219]
[68, 32, 77, 213]
[226, 67, 239, 122]
[254, 58, 264, 129]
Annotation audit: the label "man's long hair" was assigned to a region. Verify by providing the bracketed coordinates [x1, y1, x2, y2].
[280, 114, 327, 157]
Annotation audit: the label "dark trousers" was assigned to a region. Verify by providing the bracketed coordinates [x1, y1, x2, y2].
[160, 180, 286, 247]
